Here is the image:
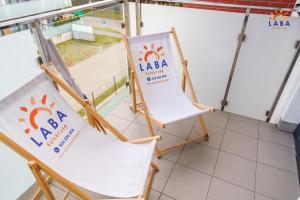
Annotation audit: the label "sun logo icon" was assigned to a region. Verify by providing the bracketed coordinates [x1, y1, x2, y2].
[269, 10, 289, 21]
[18, 95, 55, 134]
[138, 43, 165, 62]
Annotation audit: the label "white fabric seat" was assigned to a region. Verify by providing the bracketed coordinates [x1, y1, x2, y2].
[128, 32, 209, 125]
[0, 30, 156, 199]
[0, 74, 156, 198]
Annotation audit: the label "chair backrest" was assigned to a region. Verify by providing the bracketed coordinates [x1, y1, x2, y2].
[127, 32, 188, 113]
[0, 73, 89, 161]
[0, 30, 101, 170]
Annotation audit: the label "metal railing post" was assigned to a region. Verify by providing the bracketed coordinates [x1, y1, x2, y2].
[221, 8, 251, 111]
[123, 0, 133, 93]
[266, 41, 300, 122]
[135, 0, 142, 36]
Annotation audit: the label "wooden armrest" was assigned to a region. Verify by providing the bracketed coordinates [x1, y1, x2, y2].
[193, 102, 215, 112]
[128, 135, 161, 144]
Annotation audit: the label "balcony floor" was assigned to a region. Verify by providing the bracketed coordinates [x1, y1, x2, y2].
[20, 94, 299, 200]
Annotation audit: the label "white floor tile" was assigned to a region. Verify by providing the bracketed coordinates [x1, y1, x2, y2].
[258, 140, 297, 174]
[259, 122, 295, 148]
[208, 178, 254, 200]
[255, 163, 300, 200]
[152, 158, 175, 192]
[178, 143, 219, 175]
[149, 190, 161, 200]
[189, 124, 225, 149]
[204, 110, 229, 129]
[214, 151, 256, 191]
[123, 122, 153, 140]
[160, 119, 195, 139]
[110, 101, 137, 121]
[156, 131, 185, 162]
[105, 115, 131, 132]
[226, 114, 259, 138]
[254, 193, 273, 200]
[221, 130, 258, 161]
[163, 164, 211, 200]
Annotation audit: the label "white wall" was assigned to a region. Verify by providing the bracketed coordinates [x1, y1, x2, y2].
[272, 51, 300, 123]
[283, 82, 300, 124]
[0, 0, 72, 21]
[130, 3, 300, 120]
[0, 31, 41, 200]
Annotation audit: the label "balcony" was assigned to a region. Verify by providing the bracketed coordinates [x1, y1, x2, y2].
[0, 0, 299, 200]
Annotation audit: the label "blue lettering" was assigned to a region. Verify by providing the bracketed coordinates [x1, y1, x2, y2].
[286, 21, 290, 26]
[146, 62, 153, 70]
[139, 63, 144, 72]
[280, 21, 284, 26]
[154, 61, 160, 69]
[31, 137, 43, 147]
[40, 127, 52, 140]
[57, 110, 67, 122]
[268, 21, 272, 26]
[161, 59, 168, 67]
[48, 118, 58, 129]
[274, 21, 278, 26]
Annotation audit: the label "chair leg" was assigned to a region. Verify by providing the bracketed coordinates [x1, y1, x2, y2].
[143, 162, 159, 200]
[28, 161, 55, 200]
[197, 115, 209, 141]
[131, 71, 137, 113]
[31, 176, 51, 200]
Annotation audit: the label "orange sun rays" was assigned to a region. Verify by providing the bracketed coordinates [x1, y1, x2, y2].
[139, 44, 164, 62]
[18, 95, 55, 134]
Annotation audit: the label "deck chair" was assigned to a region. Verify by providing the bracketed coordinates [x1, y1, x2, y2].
[123, 28, 215, 157]
[0, 30, 160, 200]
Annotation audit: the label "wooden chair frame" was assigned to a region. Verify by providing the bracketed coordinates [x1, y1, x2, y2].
[0, 64, 160, 200]
[123, 27, 215, 157]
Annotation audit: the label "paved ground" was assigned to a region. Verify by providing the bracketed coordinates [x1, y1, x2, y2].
[19, 100, 299, 200]
[59, 42, 128, 109]
[81, 16, 123, 33]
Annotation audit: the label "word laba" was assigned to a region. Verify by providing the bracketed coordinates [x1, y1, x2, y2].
[30, 110, 67, 147]
[139, 59, 168, 71]
[268, 20, 290, 27]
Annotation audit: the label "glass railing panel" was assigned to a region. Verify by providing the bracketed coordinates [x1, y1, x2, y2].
[0, 0, 72, 22]
[135, 3, 245, 108]
[42, 3, 128, 114]
[225, 14, 300, 120]
[0, 29, 40, 200]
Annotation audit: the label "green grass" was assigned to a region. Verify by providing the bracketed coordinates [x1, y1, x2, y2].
[93, 26, 122, 34]
[53, 16, 80, 26]
[56, 39, 99, 66]
[78, 76, 127, 117]
[86, 9, 122, 20]
[56, 35, 122, 66]
[94, 34, 122, 44]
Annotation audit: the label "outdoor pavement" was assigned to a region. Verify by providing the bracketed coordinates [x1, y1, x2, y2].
[23, 95, 299, 200]
[59, 42, 127, 110]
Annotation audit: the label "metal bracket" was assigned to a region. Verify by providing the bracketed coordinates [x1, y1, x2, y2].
[140, 21, 144, 27]
[221, 100, 228, 107]
[121, 22, 125, 29]
[37, 56, 43, 65]
[294, 40, 300, 49]
[265, 110, 270, 116]
[126, 82, 130, 87]
[238, 33, 246, 42]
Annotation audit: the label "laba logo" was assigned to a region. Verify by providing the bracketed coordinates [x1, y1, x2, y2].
[18, 95, 67, 148]
[138, 44, 168, 72]
[268, 10, 291, 29]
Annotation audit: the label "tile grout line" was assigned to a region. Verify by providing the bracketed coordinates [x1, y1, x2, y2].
[205, 112, 229, 200]
[253, 119, 260, 200]
[157, 119, 198, 200]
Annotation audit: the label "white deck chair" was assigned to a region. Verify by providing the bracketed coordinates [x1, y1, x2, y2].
[123, 28, 214, 157]
[0, 30, 159, 200]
